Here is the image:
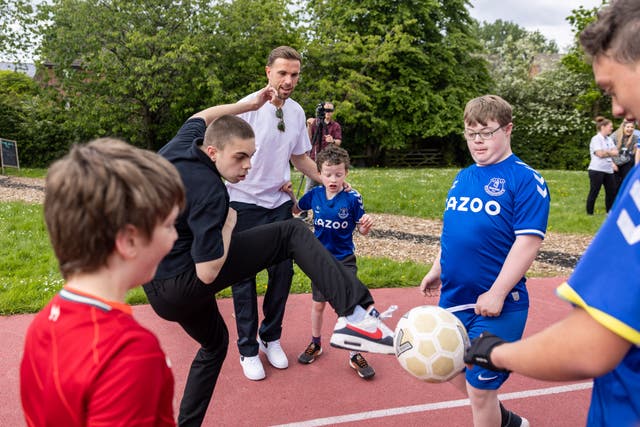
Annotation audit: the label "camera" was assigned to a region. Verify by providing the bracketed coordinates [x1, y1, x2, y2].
[315, 103, 326, 121]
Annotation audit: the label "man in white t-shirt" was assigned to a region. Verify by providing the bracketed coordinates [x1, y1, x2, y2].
[226, 46, 323, 381]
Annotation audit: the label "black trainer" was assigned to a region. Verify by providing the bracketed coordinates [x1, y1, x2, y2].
[298, 342, 322, 364]
[349, 353, 375, 379]
[500, 402, 530, 427]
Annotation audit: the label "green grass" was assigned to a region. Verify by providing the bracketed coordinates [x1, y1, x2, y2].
[0, 203, 63, 313]
[1, 166, 607, 314]
[1, 167, 48, 178]
[344, 167, 606, 235]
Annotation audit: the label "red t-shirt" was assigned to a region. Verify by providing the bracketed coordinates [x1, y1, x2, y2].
[20, 287, 175, 426]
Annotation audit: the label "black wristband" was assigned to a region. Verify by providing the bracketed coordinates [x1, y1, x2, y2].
[464, 332, 510, 373]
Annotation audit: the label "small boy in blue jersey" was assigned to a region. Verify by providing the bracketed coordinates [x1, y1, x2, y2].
[466, 1, 640, 426]
[420, 94, 550, 427]
[282, 145, 379, 379]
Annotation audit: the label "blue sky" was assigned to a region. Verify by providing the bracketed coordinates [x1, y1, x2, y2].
[468, 0, 605, 52]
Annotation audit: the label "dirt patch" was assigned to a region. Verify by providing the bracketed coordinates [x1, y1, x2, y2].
[353, 213, 591, 277]
[0, 176, 45, 204]
[0, 176, 591, 276]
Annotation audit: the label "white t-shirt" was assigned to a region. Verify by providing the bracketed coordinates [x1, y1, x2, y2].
[588, 133, 615, 173]
[226, 92, 311, 209]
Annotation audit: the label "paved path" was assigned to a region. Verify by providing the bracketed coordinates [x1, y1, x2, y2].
[1, 278, 590, 426]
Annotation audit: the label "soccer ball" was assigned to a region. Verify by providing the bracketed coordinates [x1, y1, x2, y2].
[394, 305, 470, 383]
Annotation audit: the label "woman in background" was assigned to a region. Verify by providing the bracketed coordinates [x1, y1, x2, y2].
[611, 119, 638, 187]
[586, 116, 618, 215]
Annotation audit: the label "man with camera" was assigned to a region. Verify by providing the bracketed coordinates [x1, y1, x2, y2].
[304, 101, 343, 193]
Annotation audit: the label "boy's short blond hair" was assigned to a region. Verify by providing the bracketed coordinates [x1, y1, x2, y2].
[44, 138, 185, 279]
[463, 95, 512, 127]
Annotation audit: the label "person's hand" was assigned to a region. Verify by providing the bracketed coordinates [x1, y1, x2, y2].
[324, 134, 335, 144]
[419, 271, 441, 297]
[474, 290, 504, 317]
[306, 118, 315, 127]
[358, 214, 373, 235]
[464, 332, 510, 372]
[280, 181, 301, 214]
[253, 84, 278, 110]
[280, 181, 294, 197]
[342, 180, 352, 192]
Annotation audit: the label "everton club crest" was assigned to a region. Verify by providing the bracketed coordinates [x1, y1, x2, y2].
[484, 177, 506, 197]
[338, 207, 349, 219]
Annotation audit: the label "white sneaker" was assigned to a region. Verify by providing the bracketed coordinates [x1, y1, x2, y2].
[330, 305, 397, 354]
[239, 355, 265, 381]
[259, 339, 289, 369]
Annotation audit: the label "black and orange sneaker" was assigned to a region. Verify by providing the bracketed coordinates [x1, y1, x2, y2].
[349, 353, 375, 379]
[298, 342, 322, 364]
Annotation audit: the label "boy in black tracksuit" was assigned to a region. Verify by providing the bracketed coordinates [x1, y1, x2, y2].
[143, 87, 395, 426]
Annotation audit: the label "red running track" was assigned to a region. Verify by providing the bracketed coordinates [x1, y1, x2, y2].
[1, 277, 591, 426]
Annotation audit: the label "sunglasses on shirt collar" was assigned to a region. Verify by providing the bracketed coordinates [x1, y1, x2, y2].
[275, 107, 285, 132]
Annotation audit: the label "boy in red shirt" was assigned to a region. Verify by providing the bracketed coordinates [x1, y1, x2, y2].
[20, 138, 185, 426]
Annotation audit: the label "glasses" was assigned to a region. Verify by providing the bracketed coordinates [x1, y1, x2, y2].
[324, 108, 334, 112]
[275, 107, 285, 132]
[463, 125, 504, 141]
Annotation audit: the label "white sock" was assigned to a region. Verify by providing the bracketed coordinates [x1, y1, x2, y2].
[346, 305, 367, 323]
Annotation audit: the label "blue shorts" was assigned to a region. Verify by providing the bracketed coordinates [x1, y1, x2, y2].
[454, 308, 528, 390]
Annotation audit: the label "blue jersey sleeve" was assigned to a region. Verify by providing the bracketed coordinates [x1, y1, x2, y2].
[349, 189, 366, 223]
[558, 166, 640, 344]
[512, 161, 550, 238]
[298, 190, 313, 211]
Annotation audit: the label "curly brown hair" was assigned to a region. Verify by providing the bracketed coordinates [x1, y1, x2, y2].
[315, 145, 351, 172]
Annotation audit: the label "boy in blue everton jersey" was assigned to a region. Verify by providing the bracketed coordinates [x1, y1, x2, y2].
[282, 145, 380, 379]
[465, 1, 640, 426]
[421, 94, 550, 427]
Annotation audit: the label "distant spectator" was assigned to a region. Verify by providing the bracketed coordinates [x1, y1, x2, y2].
[304, 102, 342, 193]
[611, 119, 637, 186]
[586, 116, 618, 215]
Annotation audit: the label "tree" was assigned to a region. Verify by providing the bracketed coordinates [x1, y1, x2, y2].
[473, 18, 600, 170]
[508, 66, 593, 170]
[476, 19, 558, 56]
[0, 70, 38, 142]
[476, 20, 559, 98]
[0, 0, 39, 62]
[204, 0, 304, 104]
[563, 3, 609, 119]
[6, 0, 306, 154]
[31, 0, 223, 150]
[0, 70, 74, 167]
[301, 0, 491, 164]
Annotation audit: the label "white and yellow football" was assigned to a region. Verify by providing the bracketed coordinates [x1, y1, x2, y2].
[394, 305, 470, 383]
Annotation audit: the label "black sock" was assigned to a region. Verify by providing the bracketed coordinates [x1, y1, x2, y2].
[500, 402, 523, 427]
